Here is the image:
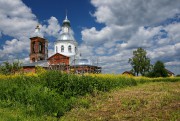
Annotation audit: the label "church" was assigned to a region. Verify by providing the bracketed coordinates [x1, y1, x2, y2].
[23, 15, 101, 74]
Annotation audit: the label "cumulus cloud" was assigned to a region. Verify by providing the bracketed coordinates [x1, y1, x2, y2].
[42, 16, 61, 38]
[80, 0, 180, 74]
[0, 0, 61, 62]
[0, 0, 37, 61]
[0, 0, 37, 38]
[91, 0, 180, 26]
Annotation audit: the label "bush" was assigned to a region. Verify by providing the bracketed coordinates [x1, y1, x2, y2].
[40, 71, 137, 98]
[0, 74, 70, 117]
[146, 61, 168, 78]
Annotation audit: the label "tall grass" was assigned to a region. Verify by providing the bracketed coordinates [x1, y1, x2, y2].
[0, 71, 179, 119]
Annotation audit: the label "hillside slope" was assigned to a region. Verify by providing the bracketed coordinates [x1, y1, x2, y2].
[62, 82, 180, 121]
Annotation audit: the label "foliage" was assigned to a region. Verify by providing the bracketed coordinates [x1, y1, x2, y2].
[129, 47, 151, 76]
[35, 66, 46, 74]
[0, 61, 22, 75]
[147, 61, 168, 77]
[40, 71, 137, 98]
[176, 74, 180, 77]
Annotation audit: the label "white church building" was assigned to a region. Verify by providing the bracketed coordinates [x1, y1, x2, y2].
[23, 15, 101, 73]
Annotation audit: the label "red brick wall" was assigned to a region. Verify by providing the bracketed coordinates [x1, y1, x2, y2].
[30, 37, 48, 62]
[23, 67, 36, 73]
[48, 53, 69, 65]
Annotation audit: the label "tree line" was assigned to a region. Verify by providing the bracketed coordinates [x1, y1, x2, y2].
[129, 47, 169, 77]
[0, 48, 175, 77]
[0, 61, 22, 75]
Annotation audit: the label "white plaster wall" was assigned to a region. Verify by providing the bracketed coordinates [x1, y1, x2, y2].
[54, 42, 77, 57]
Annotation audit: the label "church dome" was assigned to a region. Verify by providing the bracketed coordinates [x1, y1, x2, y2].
[56, 14, 76, 41]
[54, 14, 78, 57]
[62, 15, 71, 27]
[63, 18, 70, 24]
[59, 33, 75, 41]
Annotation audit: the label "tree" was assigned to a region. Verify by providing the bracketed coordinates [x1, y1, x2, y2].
[129, 47, 151, 76]
[0, 61, 22, 75]
[151, 61, 168, 77]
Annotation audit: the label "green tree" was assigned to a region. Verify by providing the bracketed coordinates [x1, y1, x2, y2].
[129, 47, 151, 76]
[0, 61, 22, 75]
[151, 61, 168, 77]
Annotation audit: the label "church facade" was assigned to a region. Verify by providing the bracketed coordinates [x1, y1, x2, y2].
[23, 15, 101, 74]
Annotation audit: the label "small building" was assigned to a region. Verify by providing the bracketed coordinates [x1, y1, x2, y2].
[22, 60, 49, 73]
[166, 69, 175, 77]
[23, 53, 70, 73]
[122, 71, 134, 76]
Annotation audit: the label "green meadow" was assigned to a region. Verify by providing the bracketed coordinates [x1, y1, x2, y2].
[0, 71, 179, 121]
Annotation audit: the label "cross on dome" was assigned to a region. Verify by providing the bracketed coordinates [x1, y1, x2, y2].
[32, 24, 43, 38]
[63, 11, 70, 26]
[35, 24, 40, 33]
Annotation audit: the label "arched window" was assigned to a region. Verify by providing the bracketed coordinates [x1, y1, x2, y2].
[61, 45, 64, 52]
[39, 42, 42, 53]
[32, 42, 35, 53]
[32, 58, 35, 62]
[56, 46, 58, 53]
[68, 45, 72, 53]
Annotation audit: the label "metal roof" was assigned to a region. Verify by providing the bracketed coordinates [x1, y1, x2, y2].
[71, 59, 92, 66]
[22, 60, 49, 67]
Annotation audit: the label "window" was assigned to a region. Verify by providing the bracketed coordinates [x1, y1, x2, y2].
[32, 58, 35, 62]
[61, 45, 64, 52]
[56, 46, 58, 53]
[39, 42, 42, 53]
[75, 47, 77, 53]
[32, 42, 35, 53]
[68, 45, 72, 53]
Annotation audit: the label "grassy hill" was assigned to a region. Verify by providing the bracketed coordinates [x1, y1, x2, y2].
[0, 71, 179, 121]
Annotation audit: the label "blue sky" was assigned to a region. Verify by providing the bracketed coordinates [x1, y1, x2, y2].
[22, 0, 104, 44]
[0, 0, 180, 74]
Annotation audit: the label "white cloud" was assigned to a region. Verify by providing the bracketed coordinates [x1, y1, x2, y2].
[165, 22, 180, 43]
[126, 26, 162, 48]
[165, 61, 180, 66]
[78, 44, 94, 57]
[0, 0, 37, 61]
[42, 16, 61, 38]
[95, 47, 106, 55]
[0, 0, 37, 38]
[91, 0, 180, 26]
[0, 0, 61, 62]
[80, 0, 180, 74]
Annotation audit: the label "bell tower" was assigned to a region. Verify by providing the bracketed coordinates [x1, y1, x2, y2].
[30, 25, 48, 63]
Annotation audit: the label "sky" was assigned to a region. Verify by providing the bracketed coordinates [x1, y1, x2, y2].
[0, 0, 180, 75]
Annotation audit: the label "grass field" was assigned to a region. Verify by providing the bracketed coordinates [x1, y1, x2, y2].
[62, 82, 180, 121]
[0, 71, 179, 121]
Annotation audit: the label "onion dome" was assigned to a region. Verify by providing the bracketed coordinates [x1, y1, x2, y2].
[57, 14, 75, 41]
[59, 33, 75, 41]
[63, 15, 71, 26]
